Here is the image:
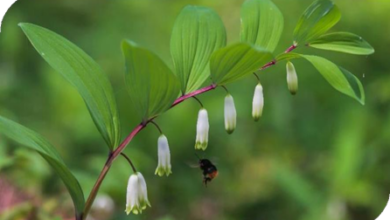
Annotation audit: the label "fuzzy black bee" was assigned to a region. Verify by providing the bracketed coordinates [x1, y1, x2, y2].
[198, 158, 218, 186]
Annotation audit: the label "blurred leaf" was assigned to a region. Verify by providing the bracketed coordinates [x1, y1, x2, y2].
[170, 5, 226, 94]
[241, 0, 284, 52]
[0, 145, 13, 169]
[330, 109, 365, 193]
[20, 23, 120, 150]
[210, 43, 273, 85]
[274, 163, 321, 209]
[293, 0, 341, 44]
[122, 40, 181, 122]
[308, 32, 375, 55]
[0, 116, 85, 216]
[303, 55, 365, 105]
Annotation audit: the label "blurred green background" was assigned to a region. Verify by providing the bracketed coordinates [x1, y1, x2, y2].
[1, 0, 390, 220]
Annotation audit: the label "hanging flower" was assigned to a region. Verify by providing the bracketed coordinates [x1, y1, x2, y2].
[125, 172, 151, 215]
[224, 94, 236, 134]
[286, 61, 298, 95]
[252, 83, 264, 121]
[195, 108, 209, 150]
[155, 135, 172, 176]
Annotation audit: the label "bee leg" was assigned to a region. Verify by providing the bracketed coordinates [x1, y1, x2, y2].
[203, 177, 211, 187]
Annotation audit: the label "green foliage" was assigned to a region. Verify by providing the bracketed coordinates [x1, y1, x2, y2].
[0, 116, 85, 216]
[303, 55, 365, 105]
[274, 164, 319, 209]
[293, 0, 341, 45]
[6, 0, 378, 219]
[210, 43, 273, 85]
[308, 32, 375, 55]
[19, 23, 121, 150]
[241, 0, 284, 52]
[276, 53, 364, 105]
[170, 5, 226, 94]
[122, 40, 181, 122]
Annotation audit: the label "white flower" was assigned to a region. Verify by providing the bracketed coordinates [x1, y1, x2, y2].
[155, 135, 172, 176]
[224, 94, 236, 134]
[195, 108, 209, 150]
[286, 61, 298, 95]
[125, 172, 151, 215]
[252, 84, 264, 121]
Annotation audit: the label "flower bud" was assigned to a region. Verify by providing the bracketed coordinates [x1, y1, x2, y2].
[224, 94, 236, 134]
[125, 172, 151, 215]
[286, 61, 298, 95]
[252, 84, 264, 121]
[155, 135, 172, 177]
[195, 108, 209, 150]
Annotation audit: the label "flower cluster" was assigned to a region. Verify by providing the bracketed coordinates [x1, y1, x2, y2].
[125, 62, 298, 214]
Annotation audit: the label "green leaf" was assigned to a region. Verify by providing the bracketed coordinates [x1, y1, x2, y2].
[170, 5, 226, 94]
[210, 43, 273, 85]
[0, 116, 85, 215]
[293, 0, 341, 45]
[276, 53, 364, 104]
[275, 52, 302, 62]
[273, 163, 320, 209]
[122, 40, 181, 122]
[303, 55, 365, 105]
[308, 32, 375, 55]
[241, 0, 284, 52]
[20, 23, 120, 150]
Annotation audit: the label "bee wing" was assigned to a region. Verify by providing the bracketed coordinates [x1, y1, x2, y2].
[209, 157, 220, 165]
[186, 161, 200, 168]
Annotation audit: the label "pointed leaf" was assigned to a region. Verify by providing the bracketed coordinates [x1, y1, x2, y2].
[170, 6, 227, 94]
[293, 0, 341, 45]
[308, 32, 374, 55]
[210, 43, 273, 85]
[122, 40, 181, 122]
[241, 0, 284, 52]
[302, 55, 365, 104]
[20, 23, 120, 150]
[0, 116, 85, 215]
[276, 53, 364, 104]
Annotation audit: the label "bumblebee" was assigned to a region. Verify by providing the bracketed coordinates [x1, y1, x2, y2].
[199, 158, 218, 186]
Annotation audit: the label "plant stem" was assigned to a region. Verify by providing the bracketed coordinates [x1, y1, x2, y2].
[221, 85, 229, 94]
[285, 44, 297, 53]
[192, 96, 204, 108]
[150, 121, 163, 134]
[120, 153, 137, 173]
[81, 123, 146, 220]
[80, 45, 296, 219]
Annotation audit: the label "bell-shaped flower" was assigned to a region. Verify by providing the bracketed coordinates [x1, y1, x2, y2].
[125, 172, 151, 215]
[286, 61, 298, 95]
[155, 135, 172, 176]
[195, 108, 209, 150]
[224, 94, 236, 134]
[252, 84, 264, 121]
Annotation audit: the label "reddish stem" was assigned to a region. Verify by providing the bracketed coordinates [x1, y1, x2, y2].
[172, 84, 217, 107]
[285, 44, 297, 53]
[81, 44, 297, 219]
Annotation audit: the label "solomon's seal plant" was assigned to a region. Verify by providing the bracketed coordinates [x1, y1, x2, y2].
[0, 0, 374, 219]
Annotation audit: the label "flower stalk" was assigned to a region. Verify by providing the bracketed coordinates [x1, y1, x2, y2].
[80, 45, 297, 220]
